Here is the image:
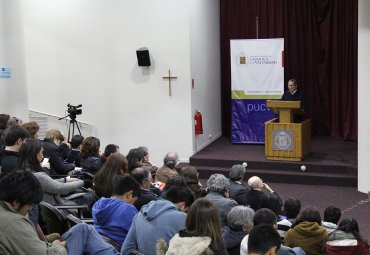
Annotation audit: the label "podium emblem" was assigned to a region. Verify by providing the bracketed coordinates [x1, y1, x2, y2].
[273, 130, 293, 151]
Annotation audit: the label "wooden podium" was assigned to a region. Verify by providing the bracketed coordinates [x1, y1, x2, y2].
[265, 100, 311, 161]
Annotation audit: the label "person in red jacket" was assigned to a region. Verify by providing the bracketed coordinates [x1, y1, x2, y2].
[324, 217, 370, 255]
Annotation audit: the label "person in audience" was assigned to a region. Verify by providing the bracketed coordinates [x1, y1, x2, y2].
[283, 197, 301, 224]
[246, 176, 281, 212]
[0, 170, 120, 255]
[241, 208, 306, 255]
[0, 114, 10, 150]
[155, 151, 180, 183]
[322, 205, 341, 233]
[93, 175, 140, 247]
[157, 198, 228, 255]
[126, 148, 144, 174]
[248, 224, 281, 255]
[0, 170, 66, 254]
[6, 116, 23, 127]
[22, 121, 40, 139]
[179, 166, 206, 199]
[204, 173, 238, 227]
[101, 144, 120, 163]
[131, 166, 158, 211]
[324, 217, 370, 255]
[0, 125, 30, 173]
[15, 138, 84, 205]
[228, 164, 249, 205]
[284, 206, 327, 255]
[66, 134, 84, 167]
[93, 153, 129, 198]
[43, 129, 75, 175]
[222, 206, 255, 255]
[278, 197, 301, 239]
[120, 185, 195, 255]
[80, 136, 103, 175]
[137, 146, 152, 166]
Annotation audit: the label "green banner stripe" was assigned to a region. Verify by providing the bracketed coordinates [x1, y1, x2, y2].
[232, 90, 282, 99]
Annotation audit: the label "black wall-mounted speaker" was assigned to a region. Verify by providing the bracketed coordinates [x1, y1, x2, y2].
[136, 47, 151, 66]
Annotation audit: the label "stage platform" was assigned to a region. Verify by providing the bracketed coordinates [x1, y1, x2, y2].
[186, 135, 357, 187]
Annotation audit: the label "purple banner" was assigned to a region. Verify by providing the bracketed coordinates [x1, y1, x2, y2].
[231, 99, 277, 144]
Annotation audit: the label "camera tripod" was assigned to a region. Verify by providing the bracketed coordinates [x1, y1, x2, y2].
[58, 115, 82, 142]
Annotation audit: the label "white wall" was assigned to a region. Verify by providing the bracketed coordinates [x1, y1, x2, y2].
[0, 0, 28, 120]
[189, 0, 222, 152]
[21, 0, 198, 166]
[358, 0, 370, 194]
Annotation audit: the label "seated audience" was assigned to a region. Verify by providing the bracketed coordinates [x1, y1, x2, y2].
[0, 125, 30, 173]
[246, 176, 281, 212]
[322, 205, 341, 233]
[284, 206, 327, 255]
[6, 116, 22, 127]
[278, 197, 301, 239]
[80, 136, 103, 175]
[66, 134, 84, 167]
[22, 121, 40, 139]
[0, 170, 119, 255]
[131, 166, 158, 211]
[93, 175, 140, 246]
[126, 148, 144, 174]
[228, 164, 249, 205]
[324, 217, 370, 255]
[93, 153, 128, 198]
[248, 224, 281, 255]
[241, 208, 306, 255]
[157, 198, 228, 255]
[15, 139, 84, 205]
[121, 185, 194, 255]
[0, 113, 10, 149]
[137, 146, 152, 166]
[43, 129, 75, 175]
[204, 173, 238, 227]
[222, 206, 255, 255]
[179, 166, 206, 199]
[155, 151, 180, 183]
[101, 143, 120, 163]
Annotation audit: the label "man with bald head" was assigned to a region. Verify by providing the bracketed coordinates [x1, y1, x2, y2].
[246, 176, 281, 212]
[155, 152, 179, 183]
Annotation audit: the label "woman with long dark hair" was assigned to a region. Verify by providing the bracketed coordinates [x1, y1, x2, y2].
[93, 153, 128, 198]
[157, 198, 228, 255]
[324, 217, 370, 255]
[15, 138, 84, 205]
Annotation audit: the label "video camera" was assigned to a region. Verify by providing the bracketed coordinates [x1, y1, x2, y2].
[67, 103, 82, 119]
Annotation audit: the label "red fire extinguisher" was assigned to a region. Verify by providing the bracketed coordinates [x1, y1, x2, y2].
[194, 110, 203, 135]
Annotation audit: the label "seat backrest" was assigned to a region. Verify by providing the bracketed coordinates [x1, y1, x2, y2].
[39, 201, 69, 235]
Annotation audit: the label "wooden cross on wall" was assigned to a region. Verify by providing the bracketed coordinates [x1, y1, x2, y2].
[162, 69, 178, 96]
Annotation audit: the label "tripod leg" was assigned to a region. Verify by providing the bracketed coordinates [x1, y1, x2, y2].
[68, 121, 72, 142]
[75, 120, 82, 135]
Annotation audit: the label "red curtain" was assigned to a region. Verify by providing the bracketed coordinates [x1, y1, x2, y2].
[220, 0, 358, 140]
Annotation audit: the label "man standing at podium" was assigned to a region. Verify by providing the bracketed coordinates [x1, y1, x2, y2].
[281, 79, 307, 122]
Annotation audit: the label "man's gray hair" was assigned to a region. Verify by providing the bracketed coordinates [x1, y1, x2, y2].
[207, 174, 229, 192]
[163, 152, 179, 168]
[248, 176, 262, 190]
[227, 206, 255, 231]
[229, 164, 246, 181]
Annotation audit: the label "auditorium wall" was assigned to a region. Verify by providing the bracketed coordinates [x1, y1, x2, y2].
[20, 0, 221, 165]
[358, 0, 370, 194]
[0, 0, 29, 120]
